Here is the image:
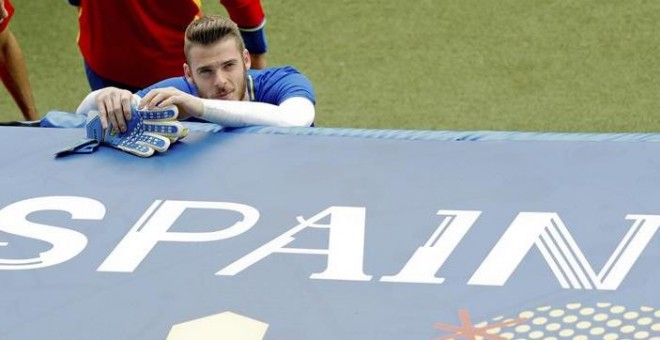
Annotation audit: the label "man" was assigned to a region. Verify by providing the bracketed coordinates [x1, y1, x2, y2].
[70, 0, 269, 92]
[75, 15, 314, 132]
[0, 0, 39, 120]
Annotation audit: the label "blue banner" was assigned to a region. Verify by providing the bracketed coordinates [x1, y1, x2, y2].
[0, 127, 658, 339]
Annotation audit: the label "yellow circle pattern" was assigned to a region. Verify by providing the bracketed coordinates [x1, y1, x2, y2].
[475, 302, 659, 339]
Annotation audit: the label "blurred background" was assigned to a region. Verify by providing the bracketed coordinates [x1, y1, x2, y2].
[2, 0, 660, 132]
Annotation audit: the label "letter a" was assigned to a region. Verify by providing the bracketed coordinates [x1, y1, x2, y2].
[217, 206, 372, 281]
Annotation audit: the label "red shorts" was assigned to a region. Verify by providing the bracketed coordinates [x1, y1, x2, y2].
[0, 0, 15, 32]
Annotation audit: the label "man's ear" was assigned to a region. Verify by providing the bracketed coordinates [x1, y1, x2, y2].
[183, 63, 193, 83]
[243, 49, 251, 70]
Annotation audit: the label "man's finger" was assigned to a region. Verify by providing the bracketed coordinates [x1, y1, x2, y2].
[138, 90, 158, 110]
[121, 95, 133, 124]
[103, 101, 121, 134]
[98, 105, 109, 130]
[156, 96, 175, 108]
[110, 95, 127, 133]
[149, 92, 169, 109]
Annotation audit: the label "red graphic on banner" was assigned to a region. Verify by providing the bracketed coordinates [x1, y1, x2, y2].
[433, 309, 527, 340]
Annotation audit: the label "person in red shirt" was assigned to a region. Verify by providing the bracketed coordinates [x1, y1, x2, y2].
[0, 0, 39, 120]
[70, 0, 268, 92]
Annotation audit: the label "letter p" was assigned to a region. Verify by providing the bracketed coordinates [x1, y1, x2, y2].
[98, 200, 259, 272]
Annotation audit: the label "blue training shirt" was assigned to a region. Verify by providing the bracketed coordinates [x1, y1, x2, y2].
[135, 66, 315, 105]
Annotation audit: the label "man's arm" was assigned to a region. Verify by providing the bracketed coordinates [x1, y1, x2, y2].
[0, 17, 39, 120]
[139, 87, 315, 128]
[199, 97, 314, 127]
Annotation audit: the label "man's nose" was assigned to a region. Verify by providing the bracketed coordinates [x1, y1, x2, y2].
[213, 71, 227, 87]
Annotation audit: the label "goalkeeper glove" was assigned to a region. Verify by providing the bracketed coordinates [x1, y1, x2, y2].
[56, 105, 188, 158]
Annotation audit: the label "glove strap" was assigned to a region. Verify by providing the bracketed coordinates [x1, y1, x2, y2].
[55, 138, 100, 157]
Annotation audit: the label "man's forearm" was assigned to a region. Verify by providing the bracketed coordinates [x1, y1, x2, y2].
[199, 97, 314, 128]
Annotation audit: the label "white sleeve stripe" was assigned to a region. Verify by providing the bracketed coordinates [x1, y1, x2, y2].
[238, 18, 267, 32]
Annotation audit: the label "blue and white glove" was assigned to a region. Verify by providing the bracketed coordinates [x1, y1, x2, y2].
[56, 105, 188, 158]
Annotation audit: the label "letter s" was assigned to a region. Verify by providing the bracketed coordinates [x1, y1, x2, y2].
[0, 196, 105, 270]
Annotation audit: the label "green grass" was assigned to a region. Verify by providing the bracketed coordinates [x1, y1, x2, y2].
[3, 0, 660, 133]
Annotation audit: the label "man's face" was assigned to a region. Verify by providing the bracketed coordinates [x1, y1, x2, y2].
[184, 38, 251, 101]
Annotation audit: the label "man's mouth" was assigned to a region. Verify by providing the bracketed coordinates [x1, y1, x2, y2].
[215, 90, 232, 100]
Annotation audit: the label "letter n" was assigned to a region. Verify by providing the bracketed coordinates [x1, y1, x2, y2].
[468, 213, 660, 290]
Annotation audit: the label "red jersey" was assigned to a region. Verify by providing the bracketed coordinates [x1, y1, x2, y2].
[0, 0, 15, 32]
[77, 0, 265, 89]
[77, 0, 202, 88]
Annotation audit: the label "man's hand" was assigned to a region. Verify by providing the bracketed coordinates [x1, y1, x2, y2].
[94, 87, 134, 133]
[138, 87, 204, 120]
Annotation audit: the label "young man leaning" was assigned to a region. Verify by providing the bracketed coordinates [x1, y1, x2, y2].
[75, 15, 315, 133]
